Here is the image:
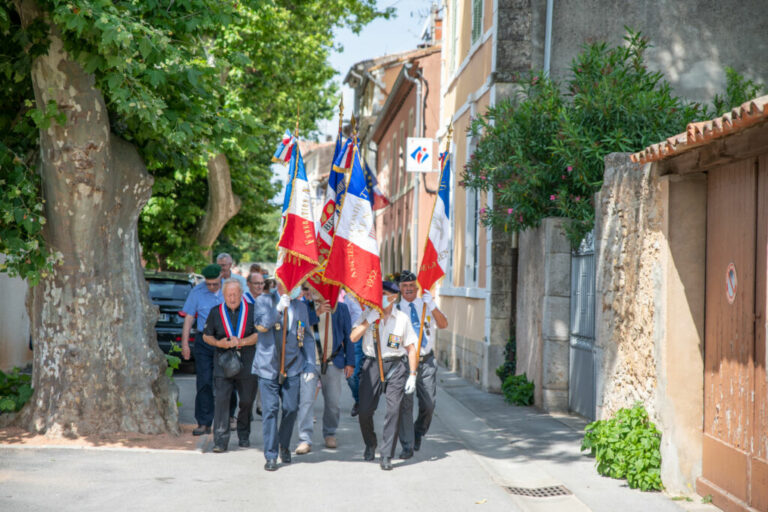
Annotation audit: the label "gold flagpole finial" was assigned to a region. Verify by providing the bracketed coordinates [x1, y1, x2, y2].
[445, 123, 453, 151]
[338, 97, 344, 132]
[350, 114, 357, 136]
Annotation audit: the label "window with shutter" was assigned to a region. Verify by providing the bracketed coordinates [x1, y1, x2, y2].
[471, 0, 483, 44]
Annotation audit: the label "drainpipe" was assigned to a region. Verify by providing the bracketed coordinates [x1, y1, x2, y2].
[404, 61, 422, 274]
[543, 0, 554, 76]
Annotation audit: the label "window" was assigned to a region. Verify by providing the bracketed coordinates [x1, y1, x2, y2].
[471, 0, 483, 44]
[465, 135, 480, 287]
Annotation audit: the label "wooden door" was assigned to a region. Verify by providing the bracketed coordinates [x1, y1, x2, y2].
[699, 156, 767, 512]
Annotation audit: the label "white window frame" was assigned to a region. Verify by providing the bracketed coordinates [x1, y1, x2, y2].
[464, 132, 480, 287]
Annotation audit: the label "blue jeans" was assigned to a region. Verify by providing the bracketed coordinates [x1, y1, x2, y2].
[259, 375, 300, 460]
[345, 341, 364, 404]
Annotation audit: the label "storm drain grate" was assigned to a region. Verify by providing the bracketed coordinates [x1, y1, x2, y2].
[504, 485, 572, 498]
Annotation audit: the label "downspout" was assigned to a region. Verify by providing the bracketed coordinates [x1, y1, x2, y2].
[403, 61, 422, 274]
[543, 0, 553, 76]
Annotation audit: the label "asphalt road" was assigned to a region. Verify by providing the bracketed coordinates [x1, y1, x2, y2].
[0, 373, 520, 512]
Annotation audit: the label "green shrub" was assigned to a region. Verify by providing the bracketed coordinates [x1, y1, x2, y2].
[0, 367, 33, 413]
[496, 335, 516, 382]
[581, 402, 663, 491]
[501, 373, 534, 406]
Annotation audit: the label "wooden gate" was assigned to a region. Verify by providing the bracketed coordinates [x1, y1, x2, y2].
[698, 156, 768, 512]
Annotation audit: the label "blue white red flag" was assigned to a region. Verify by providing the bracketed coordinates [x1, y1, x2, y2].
[306, 131, 344, 308]
[332, 137, 354, 173]
[275, 140, 320, 292]
[418, 149, 451, 291]
[272, 129, 295, 164]
[323, 142, 382, 311]
[363, 161, 390, 211]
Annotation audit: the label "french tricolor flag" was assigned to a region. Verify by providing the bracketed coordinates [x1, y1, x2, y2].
[272, 129, 295, 164]
[418, 150, 451, 292]
[332, 137, 354, 172]
[275, 139, 320, 292]
[323, 142, 382, 311]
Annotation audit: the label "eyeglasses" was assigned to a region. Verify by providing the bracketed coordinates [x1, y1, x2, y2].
[250, 281, 265, 286]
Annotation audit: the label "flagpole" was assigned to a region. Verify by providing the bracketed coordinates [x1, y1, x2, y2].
[414, 124, 452, 361]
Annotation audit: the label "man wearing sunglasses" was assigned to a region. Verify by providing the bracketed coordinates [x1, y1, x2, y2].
[396, 270, 448, 459]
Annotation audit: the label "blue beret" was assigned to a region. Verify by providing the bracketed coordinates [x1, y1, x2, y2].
[382, 280, 399, 294]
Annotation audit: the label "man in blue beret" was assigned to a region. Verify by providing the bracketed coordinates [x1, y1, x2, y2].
[182, 263, 226, 436]
[350, 280, 418, 471]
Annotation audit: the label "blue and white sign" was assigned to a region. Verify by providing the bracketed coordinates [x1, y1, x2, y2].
[406, 137, 437, 172]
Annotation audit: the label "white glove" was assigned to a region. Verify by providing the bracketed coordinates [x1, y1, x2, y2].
[405, 374, 417, 394]
[277, 294, 291, 313]
[363, 307, 380, 324]
[302, 372, 316, 384]
[422, 291, 436, 312]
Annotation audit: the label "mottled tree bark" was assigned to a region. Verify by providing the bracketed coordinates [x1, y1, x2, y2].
[195, 153, 242, 258]
[15, 1, 178, 435]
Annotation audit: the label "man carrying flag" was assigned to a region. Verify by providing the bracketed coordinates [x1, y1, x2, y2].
[398, 138, 453, 458]
[252, 128, 318, 471]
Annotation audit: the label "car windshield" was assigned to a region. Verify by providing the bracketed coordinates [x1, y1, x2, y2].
[148, 280, 191, 300]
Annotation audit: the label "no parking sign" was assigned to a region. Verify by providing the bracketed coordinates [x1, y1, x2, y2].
[726, 262, 737, 305]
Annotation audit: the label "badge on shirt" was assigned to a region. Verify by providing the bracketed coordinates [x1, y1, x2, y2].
[297, 320, 305, 346]
[386, 333, 401, 349]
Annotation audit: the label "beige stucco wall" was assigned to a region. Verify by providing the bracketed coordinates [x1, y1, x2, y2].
[0, 272, 32, 370]
[596, 153, 706, 493]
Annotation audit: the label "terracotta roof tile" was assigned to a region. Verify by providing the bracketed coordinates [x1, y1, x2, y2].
[630, 95, 768, 164]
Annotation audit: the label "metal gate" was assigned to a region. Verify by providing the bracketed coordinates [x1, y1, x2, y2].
[569, 231, 596, 420]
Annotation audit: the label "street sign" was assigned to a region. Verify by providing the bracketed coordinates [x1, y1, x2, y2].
[406, 137, 438, 172]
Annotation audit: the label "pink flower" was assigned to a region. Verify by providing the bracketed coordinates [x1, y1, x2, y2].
[550, 194, 556, 201]
[532, 76, 539, 85]
[518, 214, 523, 223]
[507, 208, 514, 214]
[480, 176, 487, 180]
[567, 166, 573, 172]
[561, 174, 566, 180]
[575, 196, 581, 201]
[479, 208, 486, 214]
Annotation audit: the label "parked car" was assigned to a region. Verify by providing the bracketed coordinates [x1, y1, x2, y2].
[144, 271, 201, 370]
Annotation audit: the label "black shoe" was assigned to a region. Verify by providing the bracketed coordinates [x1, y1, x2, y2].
[350, 403, 359, 417]
[280, 447, 292, 464]
[380, 457, 393, 470]
[414, 435, 422, 451]
[399, 447, 414, 460]
[363, 444, 376, 461]
[238, 439, 250, 448]
[212, 445, 226, 453]
[264, 459, 278, 471]
[192, 425, 211, 436]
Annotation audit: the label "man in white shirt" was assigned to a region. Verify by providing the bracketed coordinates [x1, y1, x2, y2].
[350, 280, 418, 470]
[396, 270, 449, 459]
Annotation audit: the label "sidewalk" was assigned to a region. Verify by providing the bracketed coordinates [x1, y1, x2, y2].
[433, 368, 720, 512]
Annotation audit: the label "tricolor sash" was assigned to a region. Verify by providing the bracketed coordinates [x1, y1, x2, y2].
[220, 300, 248, 338]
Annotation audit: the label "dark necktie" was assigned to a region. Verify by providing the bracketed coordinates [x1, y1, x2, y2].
[409, 302, 425, 348]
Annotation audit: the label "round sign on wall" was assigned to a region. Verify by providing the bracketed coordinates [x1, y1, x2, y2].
[726, 262, 737, 305]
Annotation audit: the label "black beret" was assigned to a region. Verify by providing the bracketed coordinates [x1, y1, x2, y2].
[201, 264, 221, 279]
[398, 270, 417, 283]
[382, 280, 400, 294]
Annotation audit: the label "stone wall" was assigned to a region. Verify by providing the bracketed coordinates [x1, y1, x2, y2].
[595, 153, 707, 493]
[594, 153, 662, 419]
[516, 217, 571, 411]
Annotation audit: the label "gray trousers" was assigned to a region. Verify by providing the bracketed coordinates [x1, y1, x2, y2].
[298, 363, 345, 443]
[359, 356, 408, 459]
[399, 353, 438, 449]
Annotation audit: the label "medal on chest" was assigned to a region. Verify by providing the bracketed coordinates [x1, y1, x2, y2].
[386, 333, 401, 349]
[297, 320, 305, 346]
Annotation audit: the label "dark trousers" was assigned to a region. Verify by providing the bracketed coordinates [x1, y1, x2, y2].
[193, 335, 215, 427]
[193, 334, 237, 427]
[213, 372, 258, 449]
[259, 375, 300, 460]
[358, 356, 408, 459]
[346, 341, 364, 404]
[399, 353, 437, 448]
